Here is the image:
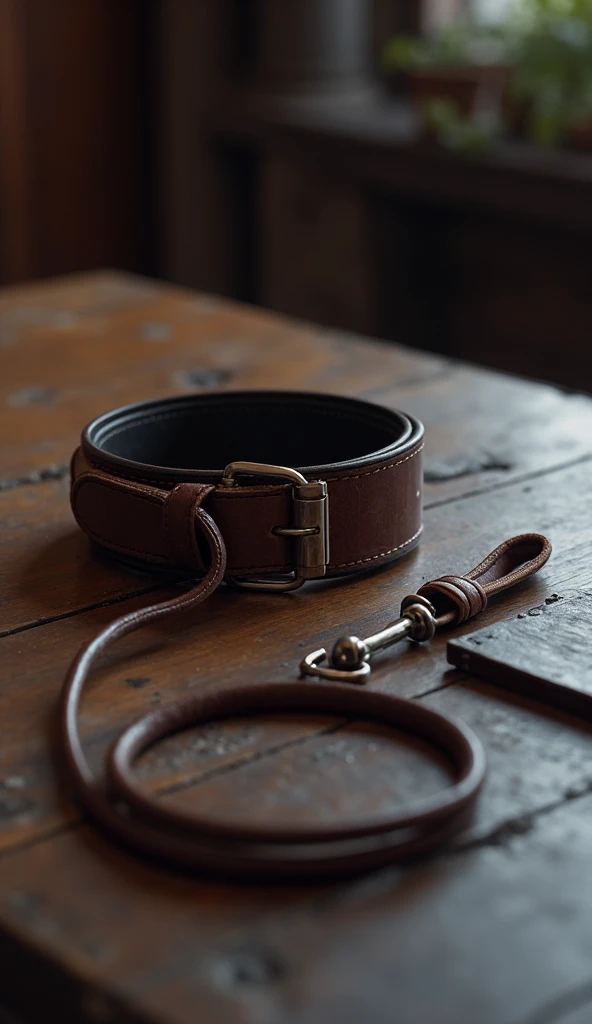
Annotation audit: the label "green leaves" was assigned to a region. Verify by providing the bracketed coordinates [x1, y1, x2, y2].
[381, 21, 513, 73]
[510, 0, 592, 142]
[382, 0, 592, 150]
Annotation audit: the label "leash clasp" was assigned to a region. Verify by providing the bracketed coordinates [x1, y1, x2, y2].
[221, 461, 329, 591]
[300, 595, 437, 681]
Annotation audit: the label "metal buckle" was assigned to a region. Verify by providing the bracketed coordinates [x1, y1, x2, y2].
[220, 461, 329, 591]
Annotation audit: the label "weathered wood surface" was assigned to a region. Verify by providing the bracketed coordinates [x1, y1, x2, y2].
[1, 271, 592, 1024]
[1, 458, 591, 853]
[0, 272, 589, 497]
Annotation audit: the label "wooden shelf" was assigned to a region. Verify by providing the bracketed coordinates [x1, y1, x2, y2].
[214, 90, 592, 233]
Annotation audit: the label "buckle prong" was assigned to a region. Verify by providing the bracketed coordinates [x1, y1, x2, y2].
[273, 525, 319, 538]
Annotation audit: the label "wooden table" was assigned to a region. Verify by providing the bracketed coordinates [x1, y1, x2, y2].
[1, 271, 591, 1024]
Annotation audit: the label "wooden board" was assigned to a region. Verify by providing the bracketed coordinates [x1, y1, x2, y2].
[2, 744, 592, 1024]
[1, 271, 592, 1024]
[448, 592, 592, 719]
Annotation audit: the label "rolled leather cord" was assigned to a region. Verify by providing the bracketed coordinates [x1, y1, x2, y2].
[60, 392, 552, 881]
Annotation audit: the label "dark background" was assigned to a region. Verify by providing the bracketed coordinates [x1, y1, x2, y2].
[1, 0, 590, 391]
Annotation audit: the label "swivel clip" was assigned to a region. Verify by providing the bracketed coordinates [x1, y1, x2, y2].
[299, 594, 437, 683]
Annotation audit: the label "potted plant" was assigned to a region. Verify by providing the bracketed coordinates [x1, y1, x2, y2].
[381, 20, 516, 120]
[382, 1, 592, 154]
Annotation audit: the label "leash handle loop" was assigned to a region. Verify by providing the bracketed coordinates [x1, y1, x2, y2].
[300, 534, 552, 681]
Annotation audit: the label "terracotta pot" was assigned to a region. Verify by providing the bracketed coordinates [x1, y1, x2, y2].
[407, 65, 512, 118]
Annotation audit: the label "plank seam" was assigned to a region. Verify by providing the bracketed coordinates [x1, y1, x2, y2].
[1, 670, 587, 866]
[0, 584, 167, 641]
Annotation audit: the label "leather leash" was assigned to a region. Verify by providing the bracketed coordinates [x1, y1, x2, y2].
[61, 392, 552, 881]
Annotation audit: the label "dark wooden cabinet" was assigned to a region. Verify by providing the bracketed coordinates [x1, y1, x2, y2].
[157, 0, 592, 390]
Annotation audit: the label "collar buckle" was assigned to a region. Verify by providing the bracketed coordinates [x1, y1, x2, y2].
[221, 461, 329, 591]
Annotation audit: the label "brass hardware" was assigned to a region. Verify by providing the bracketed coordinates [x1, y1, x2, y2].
[300, 596, 437, 681]
[221, 461, 308, 489]
[221, 461, 329, 592]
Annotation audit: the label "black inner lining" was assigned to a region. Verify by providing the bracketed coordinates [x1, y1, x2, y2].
[91, 396, 405, 471]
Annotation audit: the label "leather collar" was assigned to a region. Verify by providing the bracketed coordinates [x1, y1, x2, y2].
[71, 391, 424, 587]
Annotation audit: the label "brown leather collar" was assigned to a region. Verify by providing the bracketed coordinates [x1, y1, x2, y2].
[71, 391, 424, 588]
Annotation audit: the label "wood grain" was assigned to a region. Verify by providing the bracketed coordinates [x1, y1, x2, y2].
[1, 271, 592, 1024]
[2, 775, 592, 1023]
[0, 272, 446, 480]
[0, 476, 163, 636]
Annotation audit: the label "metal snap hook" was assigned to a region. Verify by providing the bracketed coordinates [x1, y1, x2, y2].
[299, 597, 437, 683]
[300, 645, 371, 683]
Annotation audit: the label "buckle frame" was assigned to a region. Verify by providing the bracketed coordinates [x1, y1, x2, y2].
[220, 461, 329, 591]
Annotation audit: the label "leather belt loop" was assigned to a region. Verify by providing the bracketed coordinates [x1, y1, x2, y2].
[163, 483, 215, 572]
[417, 534, 552, 626]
